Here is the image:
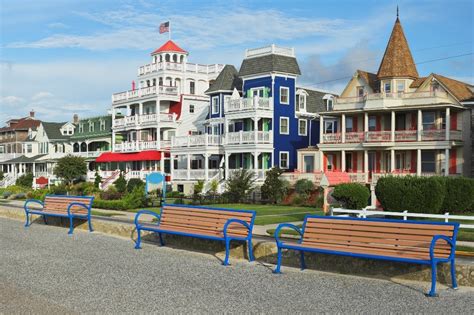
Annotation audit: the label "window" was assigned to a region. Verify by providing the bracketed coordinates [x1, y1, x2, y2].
[280, 87, 289, 104]
[189, 104, 195, 114]
[345, 152, 352, 171]
[280, 117, 289, 135]
[325, 98, 333, 111]
[384, 82, 392, 93]
[324, 121, 335, 134]
[213, 125, 220, 135]
[280, 152, 289, 169]
[79, 124, 84, 133]
[421, 151, 436, 173]
[357, 86, 365, 97]
[89, 122, 94, 132]
[440, 112, 446, 129]
[211, 96, 219, 114]
[346, 117, 353, 132]
[298, 94, 306, 111]
[224, 95, 231, 108]
[422, 112, 436, 130]
[368, 116, 377, 131]
[190, 81, 195, 94]
[27, 144, 32, 153]
[395, 113, 406, 130]
[100, 120, 106, 131]
[251, 87, 264, 97]
[396, 80, 405, 93]
[298, 119, 307, 136]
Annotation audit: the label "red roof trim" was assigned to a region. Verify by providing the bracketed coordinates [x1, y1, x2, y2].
[96, 151, 161, 162]
[151, 40, 187, 55]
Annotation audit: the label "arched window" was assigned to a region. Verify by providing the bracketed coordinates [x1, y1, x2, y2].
[323, 94, 334, 111]
[159, 77, 163, 86]
[80, 142, 87, 152]
[73, 143, 79, 152]
[173, 54, 178, 62]
[159, 55, 163, 62]
[165, 54, 170, 62]
[152, 78, 156, 86]
[146, 80, 150, 87]
[180, 55, 184, 63]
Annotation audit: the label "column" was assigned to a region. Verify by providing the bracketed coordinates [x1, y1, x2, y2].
[364, 112, 369, 142]
[390, 149, 395, 172]
[444, 148, 449, 176]
[170, 154, 175, 179]
[417, 149, 421, 176]
[160, 158, 164, 174]
[319, 151, 324, 171]
[157, 127, 161, 149]
[126, 104, 131, 116]
[341, 150, 346, 172]
[391, 111, 395, 142]
[225, 153, 230, 180]
[417, 110, 422, 141]
[156, 101, 160, 122]
[112, 133, 116, 152]
[341, 114, 346, 143]
[186, 154, 191, 180]
[364, 150, 369, 182]
[204, 154, 209, 181]
[139, 102, 143, 116]
[112, 108, 116, 127]
[254, 118, 258, 143]
[33, 162, 36, 177]
[319, 116, 324, 144]
[445, 107, 450, 141]
[253, 151, 259, 178]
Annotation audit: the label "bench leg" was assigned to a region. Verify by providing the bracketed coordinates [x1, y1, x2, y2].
[300, 251, 306, 271]
[43, 215, 48, 225]
[88, 218, 93, 232]
[223, 238, 231, 266]
[68, 216, 74, 235]
[428, 261, 438, 297]
[24, 213, 30, 227]
[248, 239, 254, 262]
[451, 258, 458, 290]
[158, 232, 165, 246]
[135, 228, 142, 249]
[273, 246, 283, 274]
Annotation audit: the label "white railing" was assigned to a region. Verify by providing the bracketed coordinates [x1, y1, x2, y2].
[226, 97, 272, 113]
[171, 134, 223, 148]
[365, 131, 392, 142]
[172, 169, 218, 180]
[114, 141, 159, 152]
[228, 168, 267, 180]
[71, 151, 102, 158]
[322, 133, 342, 143]
[139, 113, 157, 124]
[347, 172, 367, 183]
[345, 132, 364, 143]
[331, 208, 474, 229]
[113, 113, 177, 128]
[138, 62, 224, 76]
[395, 130, 417, 141]
[280, 172, 323, 184]
[112, 85, 178, 103]
[226, 131, 272, 145]
[246, 44, 295, 58]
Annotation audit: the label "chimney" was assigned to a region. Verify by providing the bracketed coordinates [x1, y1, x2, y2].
[73, 114, 79, 124]
[29, 110, 35, 118]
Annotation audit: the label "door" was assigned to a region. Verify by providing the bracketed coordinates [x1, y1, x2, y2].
[368, 152, 376, 177]
[303, 155, 314, 173]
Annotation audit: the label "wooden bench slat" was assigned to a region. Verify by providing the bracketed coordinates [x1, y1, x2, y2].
[306, 218, 454, 231]
[144, 223, 247, 238]
[161, 216, 249, 231]
[163, 209, 253, 223]
[164, 206, 253, 219]
[161, 212, 252, 226]
[158, 221, 249, 237]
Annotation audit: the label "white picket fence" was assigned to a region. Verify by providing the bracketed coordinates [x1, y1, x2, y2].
[331, 207, 474, 229]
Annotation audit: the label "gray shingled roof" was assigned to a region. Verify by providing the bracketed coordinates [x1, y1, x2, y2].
[239, 54, 301, 77]
[205, 65, 242, 94]
[42, 122, 70, 141]
[298, 87, 338, 114]
[1, 154, 47, 164]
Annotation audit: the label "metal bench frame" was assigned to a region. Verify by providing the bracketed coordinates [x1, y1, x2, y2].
[24, 195, 95, 235]
[134, 204, 256, 265]
[273, 215, 459, 297]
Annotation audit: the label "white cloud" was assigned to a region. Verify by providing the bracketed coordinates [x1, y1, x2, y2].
[1, 95, 24, 105]
[48, 22, 68, 29]
[31, 91, 54, 101]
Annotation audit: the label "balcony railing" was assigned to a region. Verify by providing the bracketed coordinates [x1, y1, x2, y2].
[395, 130, 417, 141]
[71, 151, 102, 158]
[245, 44, 295, 58]
[138, 62, 224, 76]
[113, 113, 178, 128]
[280, 172, 323, 185]
[365, 131, 392, 142]
[114, 141, 159, 152]
[112, 85, 178, 103]
[228, 169, 266, 180]
[171, 134, 223, 148]
[226, 97, 272, 113]
[172, 169, 221, 180]
[226, 131, 272, 145]
[345, 132, 364, 143]
[322, 133, 342, 143]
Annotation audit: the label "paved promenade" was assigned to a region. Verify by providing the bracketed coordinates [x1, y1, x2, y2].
[1, 218, 473, 313]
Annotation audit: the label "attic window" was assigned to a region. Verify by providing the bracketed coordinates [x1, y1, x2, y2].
[298, 94, 306, 111]
[89, 122, 94, 132]
[100, 120, 106, 131]
[357, 86, 365, 97]
[323, 94, 334, 111]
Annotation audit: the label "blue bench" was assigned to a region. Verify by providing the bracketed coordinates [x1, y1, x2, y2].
[24, 195, 95, 234]
[134, 204, 256, 265]
[274, 215, 459, 297]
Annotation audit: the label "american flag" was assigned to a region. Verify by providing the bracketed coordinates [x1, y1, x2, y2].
[159, 21, 169, 34]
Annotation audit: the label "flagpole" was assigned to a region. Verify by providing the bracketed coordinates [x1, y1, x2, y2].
[169, 21, 171, 40]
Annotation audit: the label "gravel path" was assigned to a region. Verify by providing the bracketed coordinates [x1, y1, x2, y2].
[1, 217, 473, 314]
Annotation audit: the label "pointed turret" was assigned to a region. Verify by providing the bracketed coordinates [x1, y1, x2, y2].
[377, 16, 418, 79]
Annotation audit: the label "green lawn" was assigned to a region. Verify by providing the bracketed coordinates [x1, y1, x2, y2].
[91, 210, 124, 217]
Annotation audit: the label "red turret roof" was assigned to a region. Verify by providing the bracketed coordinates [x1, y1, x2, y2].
[151, 40, 187, 55]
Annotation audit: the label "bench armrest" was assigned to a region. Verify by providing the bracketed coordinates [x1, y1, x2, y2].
[134, 210, 161, 227]
[24, 199, 44, 212]
[223, 219, 251, 238]
[274, 223, 303, 245]
[67, 202, 91, 217]
[430, 234, 455, 261]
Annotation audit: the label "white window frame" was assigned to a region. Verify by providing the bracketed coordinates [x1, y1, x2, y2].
[100, 120, 106, 131]
[224, 95, 231, 108]
[298, 94, 306, 112]
[280, 151, 289, 169]
[396, 80, 405, 93]
[211, 96, 219, 114]
[251, 87, 265, 97]
[298, 119, 307, 136]
[324, 121, 335, 134]
[279, 117, 289, 135]
[280, 87, 289, 105]
[189, 104, 195, 114]
[357, 86, 365, 97]
[89, 122, 94, 132]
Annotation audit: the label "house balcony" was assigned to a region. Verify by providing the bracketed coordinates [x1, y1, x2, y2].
[71, 151, 102, 158]
[138, 62, 224, 76]
[112, 85, 179, 104]
[172, 169, 220, 180]
[280, 171, 323, 185]
[333, 90, 452, 111]
[171, 134, 223, 148]
[114, 141, 160, 153]
[226, 131, 272, 145]
[228, 168, 266, 180]
[113, 113, 178, 129]
[225, 97, 273, 114]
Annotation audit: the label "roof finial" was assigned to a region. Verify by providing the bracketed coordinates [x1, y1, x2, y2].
[397, 5, 399, 18]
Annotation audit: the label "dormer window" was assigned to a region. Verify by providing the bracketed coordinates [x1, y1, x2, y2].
[89, 122, 94, 132]
[79, 124, 84, 133]
[323, 94, 334, 111]
[100, 120, 106, 131]
[298, 94, 306, 112]
[384, 82, 392, 93]
[396, 80, 405, 93]
[357, 86, 365, 97]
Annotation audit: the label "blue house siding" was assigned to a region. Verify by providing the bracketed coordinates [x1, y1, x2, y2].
[242, 77, 272, 97]
[309, 120, 320, 147]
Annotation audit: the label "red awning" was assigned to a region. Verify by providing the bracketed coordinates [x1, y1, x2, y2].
[95, 151, 161, 163]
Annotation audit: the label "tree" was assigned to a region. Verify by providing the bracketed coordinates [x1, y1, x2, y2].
[224, 169, 256, 203]
[94, 171, 102, 188]
[295, 179, 314, 199]
[0, 170, 4, 181]
[114, 172, 127, 193]
[127, 178, 144, 193]
[261, 168, 288, 204]
[16, 172, 33, 188]
[54, 155, 87, 185]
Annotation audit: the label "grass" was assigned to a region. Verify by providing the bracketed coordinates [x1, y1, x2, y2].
[267, 224, 304, 237]
[91, 210, 124, 217]
[456, 245, 474, 254]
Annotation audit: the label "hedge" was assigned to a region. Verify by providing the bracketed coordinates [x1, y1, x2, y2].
[332, 183, 370, 210]
[375, 176, 474, 214]
[93, 199, 129, 210]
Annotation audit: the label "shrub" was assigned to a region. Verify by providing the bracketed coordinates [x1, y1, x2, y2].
[294, 179, 314, 198]
[441, 177, 474, 214]
[49, 184, 68, 195]
[123, 185, 146, 209]
[209, 179, 219, 196]
[291, 194, 305, 206]
[261, 168, 288, 204]
[114, 172, 127, 193]
[225, 169, 256, 203]
[375, 176, 445, 213]
[127, 178, 144, 193]
[167, 191, 184, 198]
[71, 182, 98, 196]
[94, 171, 102, 188]
[16, 173, 33, 188]
[93, 199, 129, 210]
[0, 171, 4, 181]
[100, 186, 123, 200]
[26, 189, 49, 201]
[332, 183, 370, 210]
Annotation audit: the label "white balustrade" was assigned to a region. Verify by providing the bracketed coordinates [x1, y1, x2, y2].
[226, 131, 272, 145]
[322, 133, 342, 143]
[365, 131, 392, 142]
[225, 97, 273, 113]
[394, 130, 417, 141]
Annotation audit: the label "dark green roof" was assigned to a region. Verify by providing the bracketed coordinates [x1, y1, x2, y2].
[239, 54, 301, 77]
[70, 115, 112, 140]
[205, 65, 242, 94]
[42, 122, 70, 141]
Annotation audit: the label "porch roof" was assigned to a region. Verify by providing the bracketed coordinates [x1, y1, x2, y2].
[1, 154, 47, 164]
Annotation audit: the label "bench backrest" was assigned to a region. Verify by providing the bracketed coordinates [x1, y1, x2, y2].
[161, 204, 255, 237]
[302, 216, 458, 259]
[43, 195, 94, 215]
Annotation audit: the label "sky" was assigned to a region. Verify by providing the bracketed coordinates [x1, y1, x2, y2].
[0, 0, 473, 123]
